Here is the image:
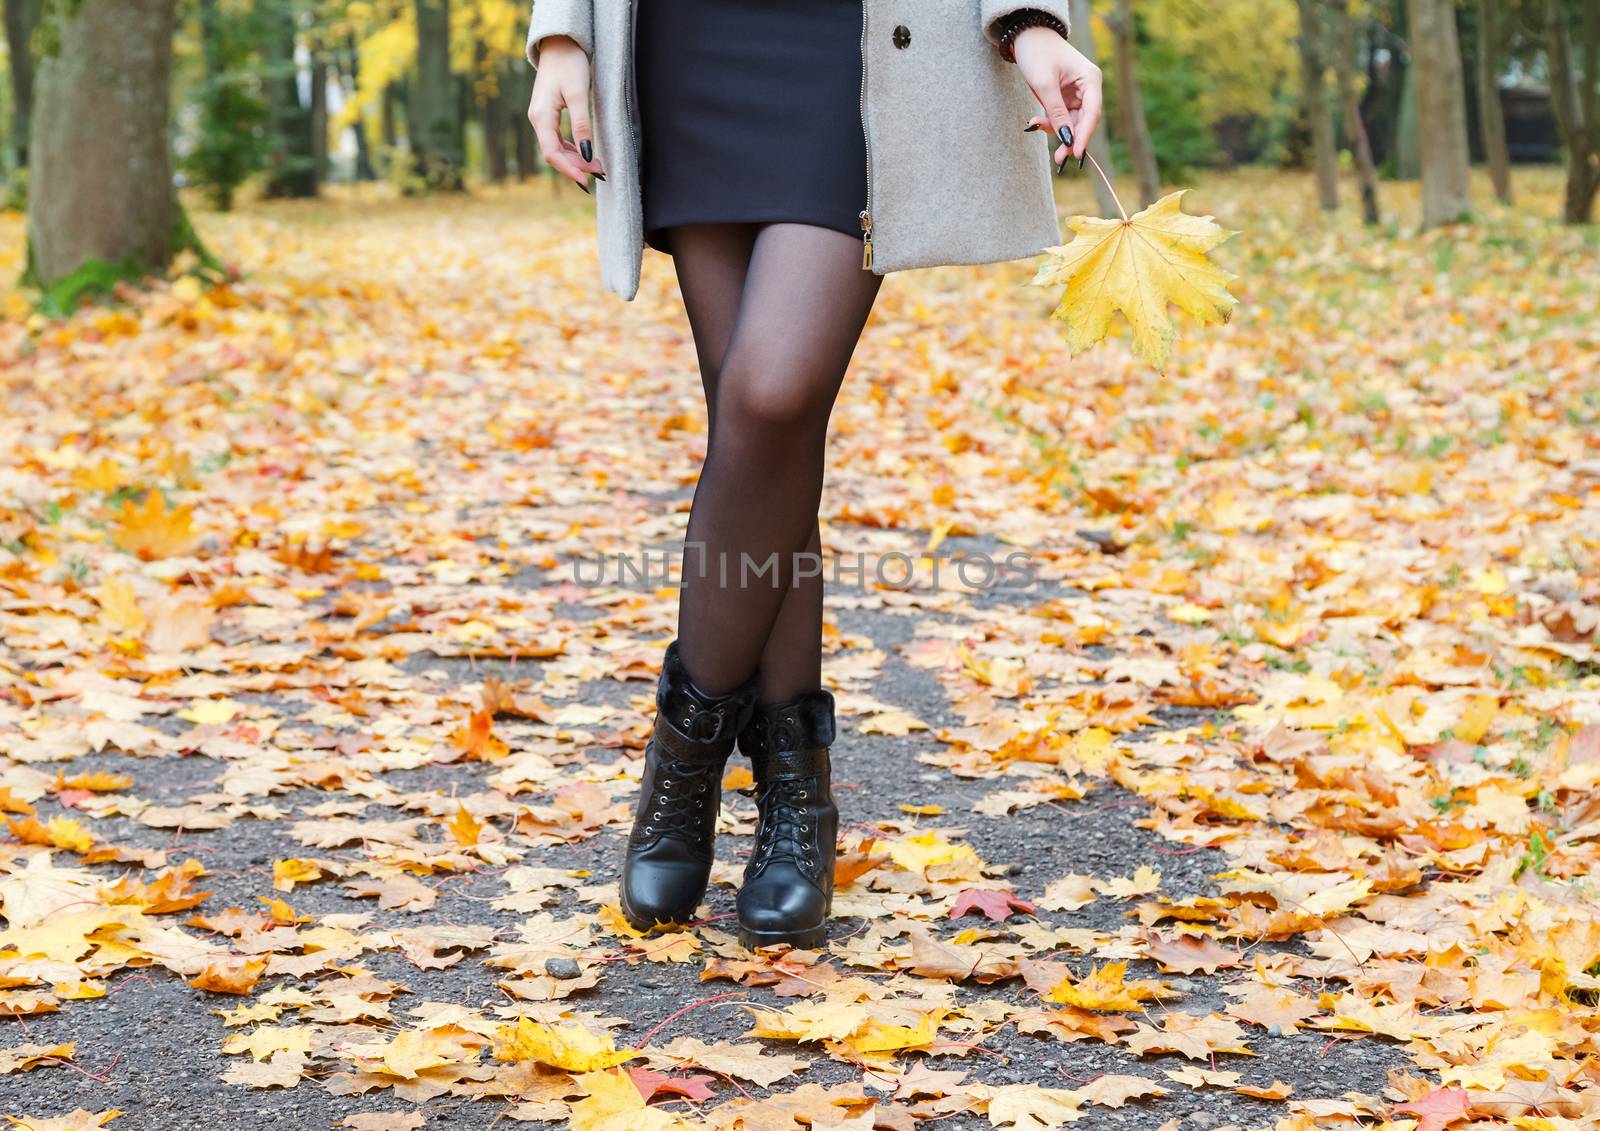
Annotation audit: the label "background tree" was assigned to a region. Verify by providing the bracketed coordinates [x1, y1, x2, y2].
[1407, 0, 1473, 227]
[264, 0, 318, 197]
[412, 0, 464, 189]
[26, 0, 207, 305]
[1069, 0, 1120, 219]
[1108, 0, 1161, 206]
[1298, 0, 1340, 211]
[1328, 0, 1381, 223]
[4, 0, 41, 171]
[1130, 1, 1300, 172]
[1542, 0, 1598, 222]
[1476, 0, 1513, 203]
[188, 0, 271, 210]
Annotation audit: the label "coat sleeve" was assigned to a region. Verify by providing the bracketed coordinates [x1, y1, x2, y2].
[978, 2, 1073, 46]
[525, 0, 595, 67]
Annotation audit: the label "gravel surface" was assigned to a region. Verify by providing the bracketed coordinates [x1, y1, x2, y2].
[0, 550, 1405, 1129]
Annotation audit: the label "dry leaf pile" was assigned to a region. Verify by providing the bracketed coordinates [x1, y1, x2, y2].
[0, 170, 1597, 1130]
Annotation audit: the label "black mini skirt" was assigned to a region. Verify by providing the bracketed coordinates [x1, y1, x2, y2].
[635, 0, 869, 252]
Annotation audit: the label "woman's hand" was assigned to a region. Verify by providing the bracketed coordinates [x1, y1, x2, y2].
[1013, 27, 1102, 168]
[528, 36, 605, 187]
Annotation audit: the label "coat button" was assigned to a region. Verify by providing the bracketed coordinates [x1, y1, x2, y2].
[892, 25, 911, 49]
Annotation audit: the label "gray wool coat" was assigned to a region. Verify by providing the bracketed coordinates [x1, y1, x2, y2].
[525, 0, 1072, 301]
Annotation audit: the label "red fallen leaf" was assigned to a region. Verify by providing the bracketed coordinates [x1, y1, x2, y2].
[627, 1066, 716, 1102]
[1408, 738, 1477, 766]
[949, 889, 1036, 922]
[1391, 1087, 1471, 1131]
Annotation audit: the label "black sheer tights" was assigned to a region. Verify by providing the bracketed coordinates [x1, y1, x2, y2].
[666, 223, 882, 702]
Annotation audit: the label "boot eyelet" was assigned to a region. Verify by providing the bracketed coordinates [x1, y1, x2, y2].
[652, 811, 662, 820]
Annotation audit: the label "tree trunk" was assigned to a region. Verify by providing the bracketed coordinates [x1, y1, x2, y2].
[310, 54, 328, 185]
[1545, 0, 1600, 224]
[382, 82, 399, 150]
[1475, 0, 1512, 204]
[484, 71, 509, 183]
[1067, 0, 1120, 219]
[1329, 0, 1380, 223]
[1406, 0, 1472, 227]
[1108, 0, 1159, 208]
[1298, 0, 1339, 211]
[27, 0, 179, 286]
[347, 34, 377, 181]
[513, 65, 537, 180]
[4, 0, 43, 169]
[413, 0, 465, 190]
[264, 0, 317, 197]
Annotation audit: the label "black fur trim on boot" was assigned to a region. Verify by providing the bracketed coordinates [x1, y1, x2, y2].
[618, 642, 758, 931]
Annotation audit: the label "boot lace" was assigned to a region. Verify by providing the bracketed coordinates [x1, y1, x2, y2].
[640, 758, 720, 843]
[750, 778, 818, 875]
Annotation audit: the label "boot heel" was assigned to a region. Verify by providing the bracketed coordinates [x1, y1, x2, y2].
[738, 922, 829, 950]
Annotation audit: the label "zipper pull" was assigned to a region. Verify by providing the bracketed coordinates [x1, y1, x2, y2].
[859, 210, 874, 271]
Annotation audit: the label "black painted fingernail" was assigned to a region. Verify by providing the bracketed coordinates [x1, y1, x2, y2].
[1057, 125, 1074, 150]
[1056, 157, 1067, 175]
[593, 172, 607, 182]
[1024, 123, 1042, 133]
[1079, 154, 1086, 169]
[576, 180, 591, 195]
[580, 139, 593, 162]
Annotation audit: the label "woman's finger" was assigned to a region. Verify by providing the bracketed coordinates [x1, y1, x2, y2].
[531, 98, 587, 185]
[565, 90, 605, 176]
[1031, 78, 1075, 170]
[1072, 76, 1104, 158]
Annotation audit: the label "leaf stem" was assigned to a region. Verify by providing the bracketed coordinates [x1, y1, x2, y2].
[1085, 153, 1129, 222]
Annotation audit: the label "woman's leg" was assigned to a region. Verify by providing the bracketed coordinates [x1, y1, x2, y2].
[672, 223, 881, 697]
[668, 223, 880, 700]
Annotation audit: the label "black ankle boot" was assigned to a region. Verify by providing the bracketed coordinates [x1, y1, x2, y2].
[619, 642, 758, 931]
[736, 691, 839, 949]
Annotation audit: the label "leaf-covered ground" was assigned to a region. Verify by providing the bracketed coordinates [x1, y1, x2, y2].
[1, 170, 1597, 1131]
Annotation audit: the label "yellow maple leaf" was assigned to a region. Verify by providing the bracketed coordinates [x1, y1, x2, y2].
[110, 492, 200, 560]
[1454, 694, 1499, 745]
[843, 1008, 947, 1057]
[888, 832, 980, 875]
[271, 859, 323, 892]
[55, 771, 133, 793]
[178, 698, 240, 726]
[7, 817, 93, 854]
[985, 1084, 1084, 1130]
[72, 457, 124, 493]
[346, 1027, 468, 1080]
[1043, 962, 1163, 1011]
[447, 806, 484, 847]
[491, 1016, 634, 1072]
[569, 1068, 693, 1131]
[94, 579, 145, 636]
[1096, 865, 1162, 899]
[1032, 190, 1238, 371]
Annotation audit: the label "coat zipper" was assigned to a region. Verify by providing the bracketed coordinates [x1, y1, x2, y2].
[858, 0, 875, 272]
